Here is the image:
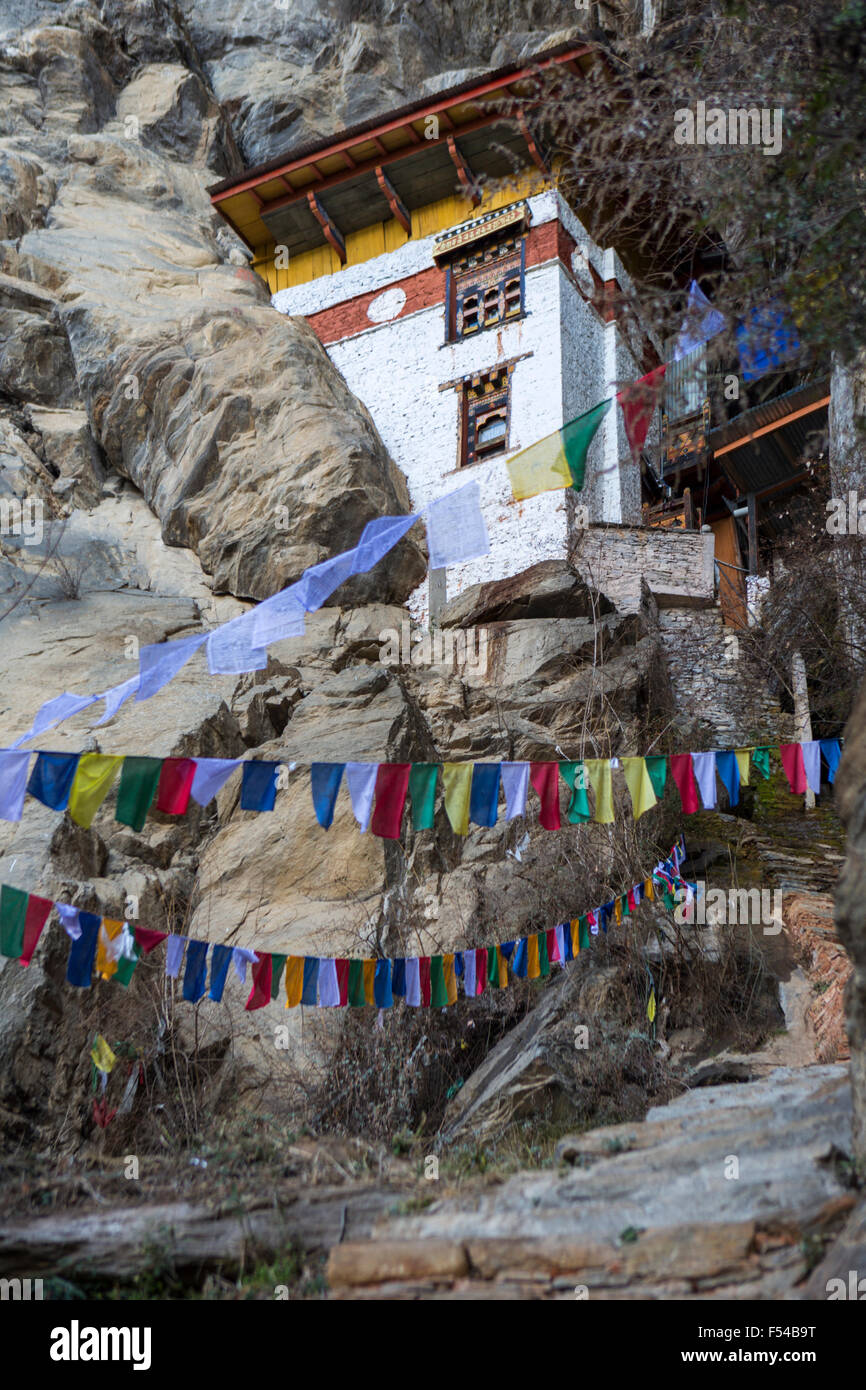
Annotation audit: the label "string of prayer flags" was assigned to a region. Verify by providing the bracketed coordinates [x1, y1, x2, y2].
[506, 399, 612, 501]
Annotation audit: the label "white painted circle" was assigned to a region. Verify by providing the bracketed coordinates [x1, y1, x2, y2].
[366, 287, 407, 323]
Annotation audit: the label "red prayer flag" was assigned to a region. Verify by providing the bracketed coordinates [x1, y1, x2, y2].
[546, 927, 560, 963]
[530, 762, 561, 831]
[617, 365, 667, 460]
[627, 887, 638, 912]
[474, 948, 487, 995]
[246, 952, 273, 1010]
[670, 754, 700, 814]
[156, 758, 196, 815]
[134, 926, 168, 954]
[20, 894, 53, 966]
[418, 955, 431, 1006]
[371, 763, 411, 838]
[335, 958, 349, 1006]
[780, 743, 807, 795]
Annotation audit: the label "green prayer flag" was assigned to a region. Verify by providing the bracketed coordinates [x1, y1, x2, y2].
[348, 959, 366, 1007]
[0, 884, 28, 958]
[430, 955, 448, 1007]
[270, 954, 288, 1000]
[487, 945, 499, 989]
[409, 763, 438, 831]
[621, 892, 631, 918]
[537, 931, 550, 978]
[645, 755, 668, 799]
[578, 916, 590, 951]
[507, 399, 612, 500]
[753, 747, 771, 780]
[116, 756, 163, 832]
[559, 761, 591, 823]
[113, 943, 141, 988]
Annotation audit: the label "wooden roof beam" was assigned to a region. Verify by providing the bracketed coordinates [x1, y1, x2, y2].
[306, 191, 347, 264]
[375, 167, 411, 234]
[447, 135, 482, 206]
[516, 106, 550, 177]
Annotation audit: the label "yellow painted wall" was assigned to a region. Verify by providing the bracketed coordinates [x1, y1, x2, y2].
[253, 170, 548, 294]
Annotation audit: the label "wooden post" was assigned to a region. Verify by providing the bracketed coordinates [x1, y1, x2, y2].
[747, 492, 758, 575]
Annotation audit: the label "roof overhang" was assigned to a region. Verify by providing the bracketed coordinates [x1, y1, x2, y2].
[209, 43, 593, 254]
[708, 378, 831, 500]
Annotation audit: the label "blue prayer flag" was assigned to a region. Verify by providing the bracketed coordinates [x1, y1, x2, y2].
[241, 761, 279, 812]
[27, 751, 81, 812]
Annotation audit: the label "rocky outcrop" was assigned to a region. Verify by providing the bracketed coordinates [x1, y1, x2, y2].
[833, 680, 866, 1160]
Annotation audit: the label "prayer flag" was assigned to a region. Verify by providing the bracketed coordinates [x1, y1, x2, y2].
[820, 739, 842, 784]
[182, 940, 209, 1003]
[20, 894, 52, 965]
[95, 919, 124, 979]
[241, 761, 279, 812]
[27, 752, 80, 812]
[621, 757, 658, 820]
[645, 755, 668, 799]
[371, 763, 410, 838]
[190, 758, 240, 806]
[559, 761, 591, 823]
[374, 959, 393, 1009]
[780, 743, 807, 795]
[66, 911, 101, 987]
[425, 480, 490, 569]
[156, 758, 196, 815]
[284, 956, 304, 1008]
[674, 280, 726, 360]
[801, 741, 822, 795]
[670, 753, 699, 814]
[506, 399, 612, 500]
[90, 1035, 117, 1074]
[246, 952, 273, 1010]
[209, 944, 233, 1002]
[68, 754, 124, 828]
[617, 366, 666, 459]
[715, 750, 740, 808]
[585, 759, 614, 823]
[0, 884, 28, 957]
[530, 762, 561, 830]
[165, 935, 187, 978]
[430, 955, 447, 1007]
[734, 748, 751, 787]
[500, 762, 529, 820]
[302, 957, 319, 1006]
[442, 762, 473, 835]
[134, 927, 168, 955]
[115, 756, 162, 831]
[469, 763, 501, 828]
[311, 763, 345, 829]
[345, 762, 378, 833]
[752, 746, 771, 780]
[691, 752, 717, 809]
[0, 750, 32, 821]
[348, 958, 366, 1007]
[408, 763, 438, 831]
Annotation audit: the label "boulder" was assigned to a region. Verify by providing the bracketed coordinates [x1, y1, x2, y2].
[439, 560, 611, 627]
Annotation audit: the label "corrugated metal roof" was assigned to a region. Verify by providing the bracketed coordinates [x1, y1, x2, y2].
[708, 378, 830, 497]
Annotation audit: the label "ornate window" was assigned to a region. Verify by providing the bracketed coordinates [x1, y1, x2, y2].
[461, 366, 511, 467]
[449, 235, 526, 342]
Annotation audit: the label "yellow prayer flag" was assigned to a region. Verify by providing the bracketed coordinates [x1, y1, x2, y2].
[570, 918, 581, 955]
[363, 958, 377, 1005]
[443, 954, 458, 1005]
[442, 762, 473, 836]
[620, 757, 658, 820]
[644, 877, 655, 901]
[506, 400, 612, 501]
[498, 949, 509, 989]
[96, 919, 124, 980]
[90, 1034, 117, 1074]
[284, 956, 304, 1008]
[527, 933, 540, 980]
[647, 989, 656, 1024]
[734, 748, 751, 787]
[614, 897, 622, 926]
[585, 759, 615, 823]
[69, 754, 124, 829]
